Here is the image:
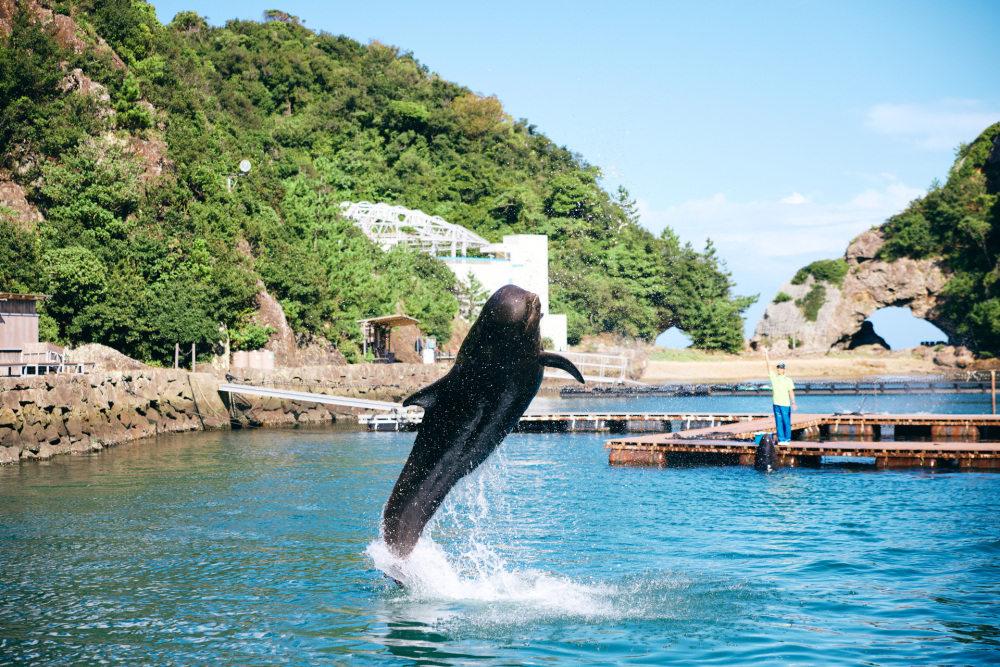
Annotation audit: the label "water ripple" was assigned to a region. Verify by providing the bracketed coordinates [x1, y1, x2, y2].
[2, 429, 999, 665]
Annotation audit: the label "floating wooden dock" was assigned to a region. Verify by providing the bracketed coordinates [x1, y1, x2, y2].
[360, 411, 770, 432]
[606, 413, 1000, 469]
[515, 412, 763, 434]
[564, 379, 993, 397]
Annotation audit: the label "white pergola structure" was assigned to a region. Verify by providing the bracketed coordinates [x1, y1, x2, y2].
[340, 201, 492, 258]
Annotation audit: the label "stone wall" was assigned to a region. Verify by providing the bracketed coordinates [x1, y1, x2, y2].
[0, 370, 228, 465]
[0, 362, 452, 465]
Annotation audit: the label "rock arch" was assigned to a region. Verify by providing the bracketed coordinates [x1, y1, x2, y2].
[751, 230, 960, 354]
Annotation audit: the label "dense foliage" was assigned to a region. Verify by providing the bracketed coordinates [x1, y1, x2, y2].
[0, 1, 755, 363]
[791, 259, 849, 288]
[877, 122, 1000, 351]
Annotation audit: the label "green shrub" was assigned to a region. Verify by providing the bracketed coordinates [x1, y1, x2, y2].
[230, 322, 276, 351]
[773, 291, 792, 303]
[791, 259, 849, 287]
[795, 284, 826, 322]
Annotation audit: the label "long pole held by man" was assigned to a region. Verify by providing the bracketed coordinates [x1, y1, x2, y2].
[764, 348, 796, 443]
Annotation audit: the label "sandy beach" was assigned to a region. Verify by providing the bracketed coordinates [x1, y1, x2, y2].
[640, 352, 950, 383]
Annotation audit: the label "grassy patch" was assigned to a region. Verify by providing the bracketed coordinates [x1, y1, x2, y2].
[650, 348, 731, 362]
[795, 284, 827, 322]
[791, 259, 849, 287]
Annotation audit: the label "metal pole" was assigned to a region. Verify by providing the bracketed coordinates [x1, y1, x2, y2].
[175, 343, 179, 370]
[191, 343, 195, 373]
[992, 370, 995, 415]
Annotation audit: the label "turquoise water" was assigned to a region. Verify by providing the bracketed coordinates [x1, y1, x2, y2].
[2, 426, 999, 665]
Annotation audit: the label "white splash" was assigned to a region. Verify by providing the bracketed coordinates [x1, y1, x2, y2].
[366, 449, 658, 621]
[366, 536, 620, 619]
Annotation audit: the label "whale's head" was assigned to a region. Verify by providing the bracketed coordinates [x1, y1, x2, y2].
[479, 284, 542, 340]
[455, 284, 543, 378]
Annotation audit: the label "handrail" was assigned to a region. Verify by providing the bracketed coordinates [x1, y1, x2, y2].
[552, 350, 630, 382]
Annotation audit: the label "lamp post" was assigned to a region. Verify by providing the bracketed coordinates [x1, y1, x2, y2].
[226, 159, 252, 192]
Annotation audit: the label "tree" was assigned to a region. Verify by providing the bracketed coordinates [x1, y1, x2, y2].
[0, 213, 39, 292]
[455, 271, 488, 320]
[41, 245, 108, 341]
[38, 139, 143, 249]
[3, 1, 761, 363]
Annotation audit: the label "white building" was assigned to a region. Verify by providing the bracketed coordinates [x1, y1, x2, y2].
[441, 235, 568, 352]
[340, 202, 568, 351]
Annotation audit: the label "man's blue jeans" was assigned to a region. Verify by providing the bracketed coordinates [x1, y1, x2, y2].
[773, 404, 792, 442]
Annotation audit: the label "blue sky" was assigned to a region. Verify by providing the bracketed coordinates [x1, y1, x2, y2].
[150, 0, 1000, 348]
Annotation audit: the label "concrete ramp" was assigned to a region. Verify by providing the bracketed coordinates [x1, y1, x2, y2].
[218, 383, 401, 411]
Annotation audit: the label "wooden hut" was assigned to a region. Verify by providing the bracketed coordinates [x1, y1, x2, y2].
[0, 293, 68, 376]
[357, 314, 420, 363]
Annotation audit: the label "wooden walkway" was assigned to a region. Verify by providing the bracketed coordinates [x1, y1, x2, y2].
[359, 410, 771, 432]
[606, 413, 1000, 469]
[564, 379, 994, 397]
[515, 411, 763, 433]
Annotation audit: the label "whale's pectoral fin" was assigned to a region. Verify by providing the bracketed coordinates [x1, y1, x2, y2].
[540, 352, 585, 384]
[402, 373, 455, 410]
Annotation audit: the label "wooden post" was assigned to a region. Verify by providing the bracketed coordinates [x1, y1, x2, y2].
[174, 343, 179, 370]
[992, 370, 996, 415]
[191, 343, 195, 373]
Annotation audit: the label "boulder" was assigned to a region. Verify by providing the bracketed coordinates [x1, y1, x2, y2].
[69, 343, 149, 372]
[0, 406, 18, 428]
[253, 288, 299, 367]
[0, 426, 19, 447]
[0, 445, 20, 465]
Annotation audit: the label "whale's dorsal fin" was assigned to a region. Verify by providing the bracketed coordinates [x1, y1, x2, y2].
[540, 352, 585, 384]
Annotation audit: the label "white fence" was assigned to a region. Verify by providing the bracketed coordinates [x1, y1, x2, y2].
[543, 351, 631, 384]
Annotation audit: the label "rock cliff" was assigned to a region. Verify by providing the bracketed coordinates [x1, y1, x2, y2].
[752, 229, 956, 354]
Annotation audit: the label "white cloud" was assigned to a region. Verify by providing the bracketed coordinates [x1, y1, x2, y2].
[637, 177, 926, 336]
[639, 178, 923, 262]
[865, 100, 1000, 150]
[780, 192, 808, 204]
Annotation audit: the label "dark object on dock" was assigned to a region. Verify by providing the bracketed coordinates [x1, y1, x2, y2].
[754, 433, 779, 472]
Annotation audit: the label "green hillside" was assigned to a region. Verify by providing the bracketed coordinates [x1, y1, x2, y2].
[877, 121, 1000, 352]
[0, 1, 756, 364]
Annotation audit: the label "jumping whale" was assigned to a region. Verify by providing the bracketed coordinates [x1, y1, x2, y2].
[381, 285, 585, 559]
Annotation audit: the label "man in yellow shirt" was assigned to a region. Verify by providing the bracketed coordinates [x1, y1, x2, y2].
[764, 349, 796, 442]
